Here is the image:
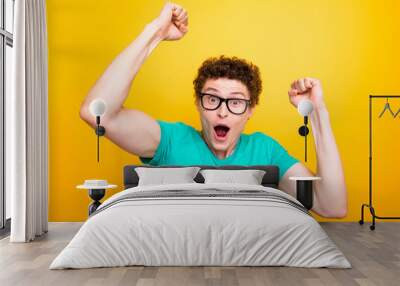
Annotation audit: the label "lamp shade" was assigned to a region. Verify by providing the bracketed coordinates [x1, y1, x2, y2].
[89, 99, 107, 117]
[297, 99, 314, 116]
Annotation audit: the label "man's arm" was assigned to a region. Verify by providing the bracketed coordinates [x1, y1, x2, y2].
[278, 78, 347, 218]
[80, 3, 188, 158]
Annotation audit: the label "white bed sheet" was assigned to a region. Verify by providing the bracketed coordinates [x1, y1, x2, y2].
[50, 183, 351, 269]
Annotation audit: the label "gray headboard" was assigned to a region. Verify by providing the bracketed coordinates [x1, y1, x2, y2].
[123, 165, 280, 189]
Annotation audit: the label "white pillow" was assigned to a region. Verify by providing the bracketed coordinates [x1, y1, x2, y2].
[200, 169, 266, 185]
[135, 167, 201, 186]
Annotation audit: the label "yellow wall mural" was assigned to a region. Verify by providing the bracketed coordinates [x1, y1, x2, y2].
[47, 0, 400, 222]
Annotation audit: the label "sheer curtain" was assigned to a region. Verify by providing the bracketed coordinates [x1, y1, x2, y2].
[6, 0, 48, 242]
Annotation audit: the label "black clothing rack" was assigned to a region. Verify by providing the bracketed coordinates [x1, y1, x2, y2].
[359, 95, 400, 230]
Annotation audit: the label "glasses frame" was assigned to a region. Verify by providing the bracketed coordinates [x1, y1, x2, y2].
[199, 93, 251, 115]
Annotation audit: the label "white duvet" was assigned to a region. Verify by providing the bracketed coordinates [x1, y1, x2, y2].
[49, 183, 351, 269]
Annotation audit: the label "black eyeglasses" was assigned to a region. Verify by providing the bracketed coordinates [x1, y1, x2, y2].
[199, 93, 251, 115]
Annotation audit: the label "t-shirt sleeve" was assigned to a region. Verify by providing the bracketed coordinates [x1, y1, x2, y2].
[139, 120, 175, 166]
[269, 138, 299, 180]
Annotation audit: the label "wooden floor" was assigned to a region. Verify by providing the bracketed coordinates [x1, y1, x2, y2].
[0, 222, 399, 286]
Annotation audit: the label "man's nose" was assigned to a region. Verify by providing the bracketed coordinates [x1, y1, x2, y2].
[217, 101, 229, 118]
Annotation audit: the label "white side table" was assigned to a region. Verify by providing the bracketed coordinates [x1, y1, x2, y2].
[77, 180, 117, 216]
[289, 176, 321, 210]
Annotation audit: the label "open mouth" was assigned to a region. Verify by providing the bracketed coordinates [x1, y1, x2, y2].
[214, 124, 230, 140]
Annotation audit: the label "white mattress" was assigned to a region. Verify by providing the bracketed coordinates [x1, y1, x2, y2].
[49, 183, 351, 269]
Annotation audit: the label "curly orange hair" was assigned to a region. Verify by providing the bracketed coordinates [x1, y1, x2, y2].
[193, 55, 262, 107]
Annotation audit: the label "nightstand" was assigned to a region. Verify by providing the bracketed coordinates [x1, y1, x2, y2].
[77, 180, 117, 216]
[289, 176, 321, 210]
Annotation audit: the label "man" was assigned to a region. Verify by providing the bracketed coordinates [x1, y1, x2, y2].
[80, 2, 347, 218]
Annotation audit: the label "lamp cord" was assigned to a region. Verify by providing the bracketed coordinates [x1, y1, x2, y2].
[304, 116, 308, 162]
[305, 127, 307, 162]
[97, 127, 100, 162]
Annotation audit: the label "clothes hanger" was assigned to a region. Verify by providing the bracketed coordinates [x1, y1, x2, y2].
[378, 97, 395, 118]
[393, 107, 400, 118]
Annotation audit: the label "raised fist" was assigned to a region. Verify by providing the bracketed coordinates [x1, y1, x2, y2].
[288, 77, 325, 110]
[154, 2, 188, 41]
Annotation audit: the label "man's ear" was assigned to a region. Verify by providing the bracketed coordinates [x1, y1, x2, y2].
[247, 106, 254, 119]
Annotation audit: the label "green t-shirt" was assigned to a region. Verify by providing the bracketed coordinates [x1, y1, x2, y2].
[139, 120, 299, 180]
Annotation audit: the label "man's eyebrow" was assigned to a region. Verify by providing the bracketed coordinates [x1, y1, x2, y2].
[204, 88, 245, 95]
[204, 87, 219, 92]
[203, 88, 247, 99]
[230, 91, 245, 96]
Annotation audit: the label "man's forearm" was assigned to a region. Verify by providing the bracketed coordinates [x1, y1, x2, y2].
[81, 21, 163, 117]
[310, 104, 347, 217]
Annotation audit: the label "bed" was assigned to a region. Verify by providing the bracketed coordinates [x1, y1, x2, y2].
[49, 165, 351, 269]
